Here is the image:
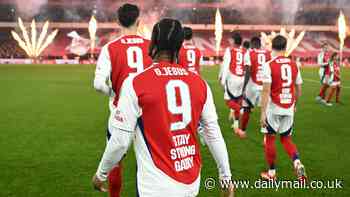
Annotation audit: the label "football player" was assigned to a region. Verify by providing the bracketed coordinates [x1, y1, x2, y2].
[260, 35, 307, 181]
[92, 18, 233, 197]
[236, 36, 271, 138]
[93, 3, 152, 197]
[324, 52, 342, 106]
[316, 42, 331, 102]
[220, 32, 247, 137]
[178, 27, 202, 75]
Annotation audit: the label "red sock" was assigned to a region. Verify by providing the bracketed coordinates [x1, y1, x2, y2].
[280, 135, 299, 161]
[264, 134, 276, 169]
[239, 110, 250, 131]
[226, 100, 241, 119]
[336, 86, 341, 103]
[325, 87, 336, 103]
[319, 84, 329, 99]
[108, 164, 122, 197]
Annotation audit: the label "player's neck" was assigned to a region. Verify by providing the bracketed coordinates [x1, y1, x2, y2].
[121, 26, 138, 36]
[272, 51, 285, 57]
[183, 40, 193, 45]
[154, 51, 174, 63]
[232, 44, 241, 49]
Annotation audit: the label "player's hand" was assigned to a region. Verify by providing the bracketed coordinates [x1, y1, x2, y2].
[260, 113, 267, 128]
[92, 174, 108, 192]
[220, 176, 234, 197]
[220, 182, 234, 197]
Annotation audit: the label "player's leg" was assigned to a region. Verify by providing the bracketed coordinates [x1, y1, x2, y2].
[108, 164, 123, 197]
[279, 116, 307, 181]
[260, 114, 278, 180]
[317, 74, 329, 101]
[325, 86, 336, 106]
[239, 107, 250, 132]
[107, 116, 123, 197]
[224, 75, 243, 130]
[336, 84, 341, 104]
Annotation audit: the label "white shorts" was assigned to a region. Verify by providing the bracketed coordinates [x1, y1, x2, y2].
[261, 112, 294, 135]
[243, 80, 262, 107]
[224, 72, 244, 100]
[330, 81, 341, 87]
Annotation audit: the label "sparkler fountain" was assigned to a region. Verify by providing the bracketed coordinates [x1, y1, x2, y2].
[11, 18, 59, 61]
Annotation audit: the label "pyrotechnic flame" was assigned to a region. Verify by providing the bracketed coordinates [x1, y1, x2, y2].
[88, 15, 98, 53]
[215, 8, 223, 56]
[260, 28, 305, 57]
[338, 11, 347, 53]
[37, 29, 59, 55]
[11, 17, 58, 58]
[11, 31, 31, 55]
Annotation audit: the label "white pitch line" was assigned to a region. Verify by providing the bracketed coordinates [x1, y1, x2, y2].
[303, 78, 350, 89]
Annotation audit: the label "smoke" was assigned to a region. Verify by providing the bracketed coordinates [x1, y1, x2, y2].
[15, 0, 48, 19]
[279, 0, 301, 24]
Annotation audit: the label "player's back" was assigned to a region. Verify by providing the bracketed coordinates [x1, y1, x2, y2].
[249, 49, 271, 85]
[229, 47, 246, 76]
[107, 35, 152, 105]
[268, 56, 299, 109]
[131, 61, 207, 195]
[178, 43, 202, 74]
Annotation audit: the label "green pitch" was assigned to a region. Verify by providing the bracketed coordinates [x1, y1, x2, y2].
[0, 64, 349, 196]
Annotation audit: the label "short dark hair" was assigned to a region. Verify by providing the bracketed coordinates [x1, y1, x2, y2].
[250, 36, 261, 49]
[272, 35, 287, 51]
[183, 27, 193, 40]
[232, 32, 242, 45]
[149, 18, 184, 62]
[117, 3, 140, 28]
[243, 40, 250, 49]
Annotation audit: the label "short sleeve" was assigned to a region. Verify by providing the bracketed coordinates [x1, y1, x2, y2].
[261, 62, 272, 83]
[111, 76, 141, 132]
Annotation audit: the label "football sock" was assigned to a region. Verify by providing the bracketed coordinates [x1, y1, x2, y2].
[280, 135, 299, 162]
[233, 119, 239, 129]
[319, 84, 329, 99]
[264, 134, 276, 170]
[325, 87, 336, 103]
[226, 100, 241, 114]
[336, 86, 341, 103]
[239, 109, 250, 131]
[108, 164, 122, 197]
[268, 169, 276, 177]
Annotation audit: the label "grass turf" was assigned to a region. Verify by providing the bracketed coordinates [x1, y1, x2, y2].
[0, 64, 349, 196]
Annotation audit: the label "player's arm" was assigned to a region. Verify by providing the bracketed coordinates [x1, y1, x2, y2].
[200, 83, 233, 195]
[219, 48, 231, 87]
[93, 45, 113, 96]
[242, 52, 252, 93]
[260, 63, 272, 127]
[92, 77, 140, 191]
[295, 67, 303, 102]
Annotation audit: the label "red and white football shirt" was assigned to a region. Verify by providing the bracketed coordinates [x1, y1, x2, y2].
[246, 49, 271, 86]
[262, 56, 302, 115]
[95, 35, 153, 106]
[105, 61, 230, 196]
[178, 43, 202, 75]
[229, 47, 246, 77]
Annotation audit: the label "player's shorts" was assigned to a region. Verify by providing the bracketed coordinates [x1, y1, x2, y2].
[243, 79, 262, 108]
[330, 81, 340, 87]
[261, 112, 294, 136]
[224, 72, 244, 100]
[320, 74, 331, 85]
